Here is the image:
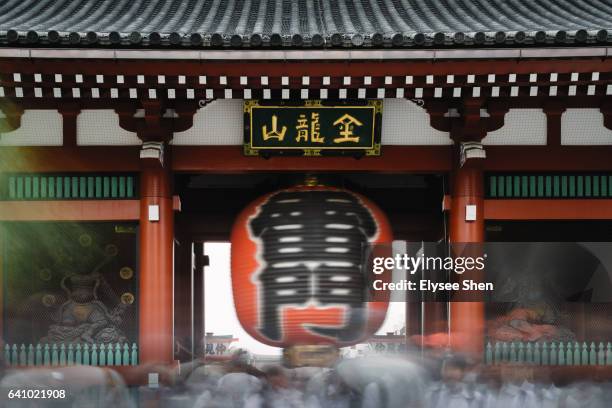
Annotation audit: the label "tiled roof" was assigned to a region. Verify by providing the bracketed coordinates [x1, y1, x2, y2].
[0, 0, 611, 49]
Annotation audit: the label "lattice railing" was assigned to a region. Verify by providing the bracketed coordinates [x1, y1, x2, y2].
[485, 341, 612, 365]
[3, 343, 138, 367]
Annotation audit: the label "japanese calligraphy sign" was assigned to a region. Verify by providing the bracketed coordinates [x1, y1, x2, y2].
[231, 183, 392, 347]
[244, 100, 383, 156]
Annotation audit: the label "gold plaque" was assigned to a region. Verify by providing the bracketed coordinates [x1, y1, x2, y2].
[283, 345, 339, 368]
[119, 266, 134, 280]
[41, 294, 56, 307]
[79, 234, 92, 247]
[121, 292, 135, 305]
[105, 244, 118, 257]
[39, 268, 52, 281]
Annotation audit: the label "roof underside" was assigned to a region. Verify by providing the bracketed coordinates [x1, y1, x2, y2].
[1, 0, 612, 49]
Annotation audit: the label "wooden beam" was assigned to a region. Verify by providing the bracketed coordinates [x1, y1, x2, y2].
[0, 146, 140, 172]
[2, 145, 612, 173]
[484, 199, 612, 220]
[171, 145, 453, 172]
[0, 200, 140, 220]
[485, 146, 612, 171]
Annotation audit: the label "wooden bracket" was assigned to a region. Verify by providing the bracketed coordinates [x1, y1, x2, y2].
[424, 98, 509, 144]
[543, 101, 566, 146]
[116, 100, 197, 142]
[58, 103, 81, 146]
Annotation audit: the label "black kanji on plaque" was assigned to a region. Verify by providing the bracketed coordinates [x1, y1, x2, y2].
[249, 190, 378, 342]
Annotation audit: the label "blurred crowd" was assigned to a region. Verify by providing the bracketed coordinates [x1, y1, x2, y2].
[1, 348, 611, 407]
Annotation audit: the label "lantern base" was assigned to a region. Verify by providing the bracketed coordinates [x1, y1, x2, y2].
[282, 345, 340, 368]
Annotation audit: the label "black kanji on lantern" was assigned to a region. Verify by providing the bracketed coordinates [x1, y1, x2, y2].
[249, 190, 378, 342]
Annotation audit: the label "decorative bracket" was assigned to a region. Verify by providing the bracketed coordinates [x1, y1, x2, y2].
[116, 100, 197, 142]
[422, 98, 509, 143]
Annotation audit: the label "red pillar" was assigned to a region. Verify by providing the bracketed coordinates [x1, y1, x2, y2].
[139, 160, 174, 364]
[449, 160, 485, 356]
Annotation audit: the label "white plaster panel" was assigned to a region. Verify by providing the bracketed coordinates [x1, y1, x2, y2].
[482, 109, 547, 145]
[77, 109, 140, 145]
[0, 110, 62, 146]
[172, 100, 243, 145]
[562, 109, 612, 145]
[381, 99, 451, 145]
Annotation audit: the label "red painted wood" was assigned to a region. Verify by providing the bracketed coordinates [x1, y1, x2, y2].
[485, 146, 612, 171]
[58, 103, 80, 147]
[4, 146, 612, 173]
[171, 145, 453, 172]
[449, 161, 485, 356]
[0, 146, 140, 172]
[484, 199, 612, 220]
[139, 162, 174, 364]
[0, 200, 139, 220]
[3, 146, 612, 172]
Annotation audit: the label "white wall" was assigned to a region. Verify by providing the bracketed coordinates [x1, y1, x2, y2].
[562, 109, 612, 145]
[0, 110, 62, 146]
[4, 105, 611, 148]
[172, 100, 244, 145]
[482, 109, 547, 145]
[77, 109, 140, 145]
[381, 99, 451, 145]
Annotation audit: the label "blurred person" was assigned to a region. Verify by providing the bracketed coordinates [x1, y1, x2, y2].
[479, 377, 502, 408]
[211, 371, 263, 408]
[539, 382, 563, 408]
[292, 367, 324, 394]
[185, 362, 225, 393]
[495, 366, 540, 408]
[533, 370, 562, 408]
[335, 355, 426, 408]
[362, 371, 425, 408]
[361, 379, 386, 408]
[425, 355, 481, 408]
[0, 365, 135, 408]
[226, 349, 264, 378]
[561, 381, 606, 408]
[245, 365, 304, 408]
[305, 369, 359, 408]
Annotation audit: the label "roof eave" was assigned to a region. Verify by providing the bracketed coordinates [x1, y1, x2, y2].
[0, 47, 609, 61]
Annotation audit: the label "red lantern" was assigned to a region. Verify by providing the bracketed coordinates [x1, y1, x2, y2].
[231, 183, 392, 348]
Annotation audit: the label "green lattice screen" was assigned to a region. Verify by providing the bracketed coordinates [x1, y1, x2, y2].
[0, 174, 138, 200]
[486, 174, 612, 199]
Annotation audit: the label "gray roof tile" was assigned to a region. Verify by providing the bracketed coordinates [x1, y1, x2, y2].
[0, 0, 611, 48]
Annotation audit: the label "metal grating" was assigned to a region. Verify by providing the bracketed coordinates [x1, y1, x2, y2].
[486, 173, 612, 199]
[1, 174, 138, 200]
